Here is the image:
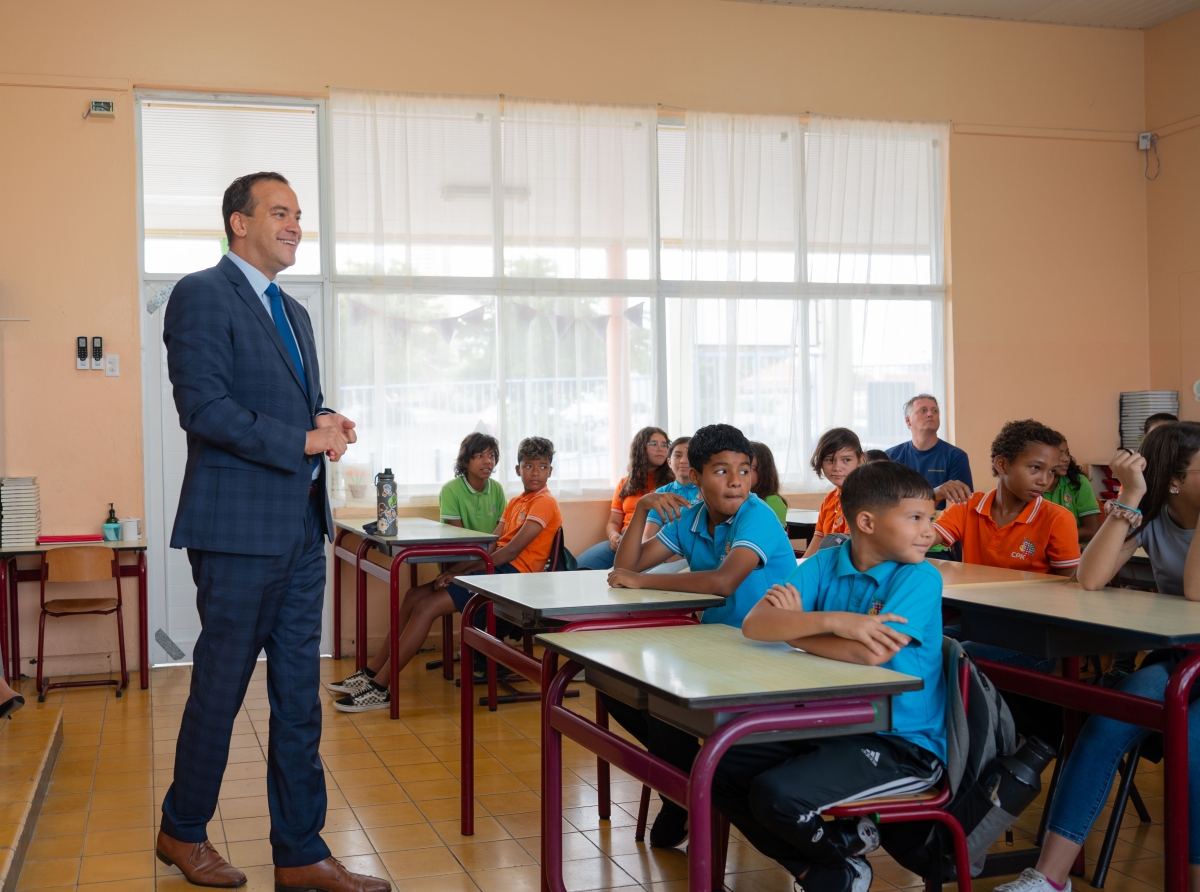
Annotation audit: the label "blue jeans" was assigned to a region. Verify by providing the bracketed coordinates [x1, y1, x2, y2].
[1047, 660, 1200, 863]
[944, 625, 1058, 674]
[577, 540, 617, 570]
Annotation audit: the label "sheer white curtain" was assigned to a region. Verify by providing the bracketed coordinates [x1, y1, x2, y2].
[661, 111, 948, 488]
[329, 90, 656, 498]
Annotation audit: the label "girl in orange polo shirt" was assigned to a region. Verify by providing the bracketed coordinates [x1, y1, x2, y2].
[577, 426, 673, 570]
[801, 427, 864, 558]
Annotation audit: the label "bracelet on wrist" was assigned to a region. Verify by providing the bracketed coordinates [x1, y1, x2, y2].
[1104, 499, 1143, 529]
[1112, 501, 1142, 515]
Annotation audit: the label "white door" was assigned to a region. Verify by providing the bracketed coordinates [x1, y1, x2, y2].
[141, 279, 330, 665]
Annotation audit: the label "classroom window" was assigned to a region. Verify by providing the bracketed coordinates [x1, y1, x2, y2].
[140, 100, 322, 275]
[331, 91, 947, 497]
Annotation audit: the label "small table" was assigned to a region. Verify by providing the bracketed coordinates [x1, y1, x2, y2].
[537, 623, 921, 892]
[943, 583, 1200, 892]
[784, 508, 819, 544]
[453, 570, 726, 835]
[929, 559, 1072, 588]
[331, 518, 496, 686]
[1, 540, 148, 688]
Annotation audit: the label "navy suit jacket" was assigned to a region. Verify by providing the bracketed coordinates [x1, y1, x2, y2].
[164, 254, 334, 555]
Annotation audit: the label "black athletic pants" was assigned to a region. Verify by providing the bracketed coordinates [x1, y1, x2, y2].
[712, 734, 943, 879]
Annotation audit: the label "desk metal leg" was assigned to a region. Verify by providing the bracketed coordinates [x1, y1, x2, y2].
[354, 539, 373, 670]
[8, 558, 18, 680]
[1164, 649, 1200, 892]
[0, 559, 8, 683]
[332, 529, 348, 660]
[138, 553, 148, 689]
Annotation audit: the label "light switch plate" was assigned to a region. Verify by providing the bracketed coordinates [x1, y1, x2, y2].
[104, 354, 119, 377]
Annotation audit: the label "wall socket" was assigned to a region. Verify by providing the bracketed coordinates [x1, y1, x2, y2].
[104, 354, 119, 377]
[1139, 132, 1153, 151]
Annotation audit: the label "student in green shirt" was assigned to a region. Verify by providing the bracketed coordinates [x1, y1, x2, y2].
[750, 441, 788, 526]
[439, 432, 506, 532]
[1045, 436, 1102, 541]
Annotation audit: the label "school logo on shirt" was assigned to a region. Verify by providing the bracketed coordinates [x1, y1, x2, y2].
[1011, 538, 1037, 560]
[868, 599, 884, 616]
[1063, 492, 1074, 507]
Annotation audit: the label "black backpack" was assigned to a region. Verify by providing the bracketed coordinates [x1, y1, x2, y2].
[881, 639, 1024, 879]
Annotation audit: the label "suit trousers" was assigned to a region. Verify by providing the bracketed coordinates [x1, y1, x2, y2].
[160, 492, 330, 868]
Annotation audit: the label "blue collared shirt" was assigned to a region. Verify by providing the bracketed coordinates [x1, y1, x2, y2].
[226, 251, 320, 480]
[783, 544, 947, 763]
[656, 494, 796, 628]
[647, 480, 702, 527]
[226, 250, 304, 374]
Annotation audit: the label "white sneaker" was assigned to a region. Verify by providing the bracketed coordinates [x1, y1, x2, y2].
[326, 668, 374, 695]
[846, 856, 872, 892]
[995, 868, 1071, 892]
[333, 684, 390, 713]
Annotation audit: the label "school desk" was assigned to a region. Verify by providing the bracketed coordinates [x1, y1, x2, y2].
[784, 507, 818, 542]
[452, 570, 725, 835]
[1, 539, 148, 688]
[331, 518, 496, 682]
[928, 559, 1072, 588]
[537, 623, 922, 892]
[943, 583, 1200, 892]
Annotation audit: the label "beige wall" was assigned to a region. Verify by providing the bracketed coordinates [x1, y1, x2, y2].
[0, 0, 1159, 670]
[1144, 7, 1200, 413]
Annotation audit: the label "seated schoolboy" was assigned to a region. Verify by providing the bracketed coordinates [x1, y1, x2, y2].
[712, 461, 946, 892]
[641, 436, 697, 575]
[328, 437, 561, 712]
[750, 441, 788, 526]
[802, 428, 864, 558]
[577, 426, 673, 570]
[604, 423, 797, 846]
[933, 419, 1081, 576]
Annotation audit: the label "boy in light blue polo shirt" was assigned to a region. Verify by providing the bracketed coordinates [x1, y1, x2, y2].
[712, 461, 946, 892]
[603, 423, 796, 847]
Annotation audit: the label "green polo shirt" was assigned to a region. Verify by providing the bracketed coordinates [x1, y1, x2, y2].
[1043, 474, 1101, 522]
[439, 476, 506, 533]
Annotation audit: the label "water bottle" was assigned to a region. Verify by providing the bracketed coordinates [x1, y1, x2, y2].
[375, 468, 397, 537]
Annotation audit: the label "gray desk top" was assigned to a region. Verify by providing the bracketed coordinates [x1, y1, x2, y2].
[335, 517, 495, 548]
[537, 623, 922, 709]
[944, 582, 1200, 647]
[786, 509, 820, 525]
[929, 559, 1071, 588]
[455, 570, 725, 620]
[2, 538, 148, 555]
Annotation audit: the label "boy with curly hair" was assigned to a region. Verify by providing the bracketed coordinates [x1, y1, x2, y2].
[933, 419, 1080, 576]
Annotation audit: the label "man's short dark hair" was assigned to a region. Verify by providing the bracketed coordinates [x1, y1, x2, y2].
[222, 172, 289, 242]
[687, 424, 753, 471]
[841, 461, 935, 523]
[454, 432, 500, 478]
[1144, 412, 1179, 434]
[865, 449, 891, 463]
[517, 437, 554, 464]
[989, 419, 1062, 476]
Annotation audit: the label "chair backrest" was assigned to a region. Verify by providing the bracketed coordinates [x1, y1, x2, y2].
[45, 546, 117, 583]
[545, 527, 565, 572]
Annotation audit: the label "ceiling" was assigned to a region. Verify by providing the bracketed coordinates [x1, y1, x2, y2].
[725, 0, 1200, 29]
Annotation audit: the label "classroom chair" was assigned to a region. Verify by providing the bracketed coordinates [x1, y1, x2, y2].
[37, 545, 128, 700]
[704, 648, 974, 892]
[1091, 739, 1154, 888]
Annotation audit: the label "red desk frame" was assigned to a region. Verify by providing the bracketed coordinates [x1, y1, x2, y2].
[4, 549, 148, 689]
[458, 595, 707, 837]
[976, 650, 1200, 892]
[540, 644, 918, 892]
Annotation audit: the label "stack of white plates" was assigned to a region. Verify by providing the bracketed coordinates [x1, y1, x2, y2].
[1, 478, 40, 548]
[1119, 391, 1179, 449]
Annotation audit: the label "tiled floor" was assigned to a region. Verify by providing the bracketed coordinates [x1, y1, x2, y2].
[6, 653, 1171, 892]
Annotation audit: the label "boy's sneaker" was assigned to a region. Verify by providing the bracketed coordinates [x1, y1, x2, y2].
[649, 800, 688, 848]
[794, 857, 872, 892]
[333, 682, 390, 713]
[326, 668, 374, 695]
[994, 868, 1071, 892]
[846, 856, 872, 892]
[825, 816, 880, 857]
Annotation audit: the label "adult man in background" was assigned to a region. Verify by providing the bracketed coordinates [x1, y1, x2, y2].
[158, 171, 388, 892]
[886, 394, 973, 506]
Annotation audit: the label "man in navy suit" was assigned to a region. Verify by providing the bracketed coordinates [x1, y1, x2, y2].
[157, 172, 389, 892]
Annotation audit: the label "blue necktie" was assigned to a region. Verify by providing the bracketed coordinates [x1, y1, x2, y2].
[266, 282, 308, 398]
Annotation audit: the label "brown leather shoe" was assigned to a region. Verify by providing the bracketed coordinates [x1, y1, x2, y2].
[156, 830, 247, 887]
[275, 857, 391, 892]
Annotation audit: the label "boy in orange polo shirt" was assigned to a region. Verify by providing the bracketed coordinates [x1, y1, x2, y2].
[330, 437, 561, 712]
[933, 419, 1080, 576]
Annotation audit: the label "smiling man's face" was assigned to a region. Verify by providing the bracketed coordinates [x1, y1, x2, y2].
[229, 178, 302, 278]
